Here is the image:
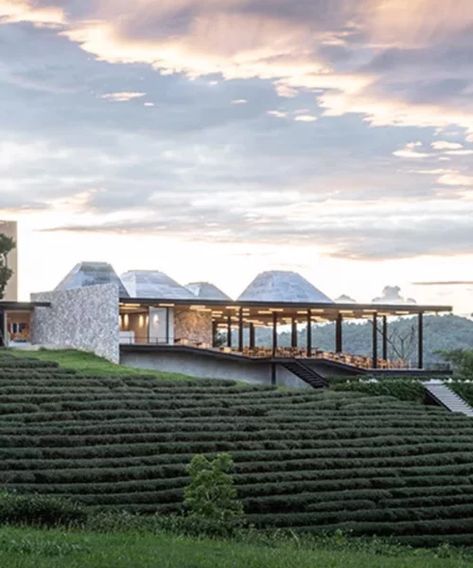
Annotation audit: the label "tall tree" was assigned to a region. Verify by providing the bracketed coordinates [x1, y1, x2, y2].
[0, 233, 16, 300]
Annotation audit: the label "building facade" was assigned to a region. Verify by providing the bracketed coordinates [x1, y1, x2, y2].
[0, 220, 18, 302]
[0, 260, 453, 388]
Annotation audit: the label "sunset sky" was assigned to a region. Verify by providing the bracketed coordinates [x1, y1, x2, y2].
[1, 0, 473, 313]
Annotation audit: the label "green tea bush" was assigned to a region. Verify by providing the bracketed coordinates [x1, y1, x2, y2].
[0, 491, 87, 527]
[332, 378, 425, 402]
[1, 353, 473, 544]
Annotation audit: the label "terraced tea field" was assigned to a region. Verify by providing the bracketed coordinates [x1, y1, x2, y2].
[2, 352, 473, 546]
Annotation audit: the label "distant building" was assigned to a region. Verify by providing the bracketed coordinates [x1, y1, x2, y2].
[0, 220, 18, 302]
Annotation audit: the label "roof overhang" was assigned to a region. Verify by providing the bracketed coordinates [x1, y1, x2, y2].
[119, 297, 452, 322]
[0, 301, 51, 311]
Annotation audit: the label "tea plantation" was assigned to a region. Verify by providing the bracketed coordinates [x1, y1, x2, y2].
[2, 352, 473, 546]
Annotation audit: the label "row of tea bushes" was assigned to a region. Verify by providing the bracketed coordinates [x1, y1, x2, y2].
[1, 353, 473, 545]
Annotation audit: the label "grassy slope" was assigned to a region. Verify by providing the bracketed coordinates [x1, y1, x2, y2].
[0, 527, 471, 568]
[6, 349, 197, 381]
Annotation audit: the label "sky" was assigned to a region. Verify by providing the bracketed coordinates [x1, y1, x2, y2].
[1, 0, 473, 313]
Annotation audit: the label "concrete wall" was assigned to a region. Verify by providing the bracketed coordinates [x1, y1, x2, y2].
[31, 283, 120, 363]
[120, 349, 310, 389]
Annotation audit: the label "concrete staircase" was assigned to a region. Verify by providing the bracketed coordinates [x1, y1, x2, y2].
[282, 359, 328, 389]
[424, 380, 473, 417]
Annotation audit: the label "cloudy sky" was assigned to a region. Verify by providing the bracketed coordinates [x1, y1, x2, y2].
[1, 0, 473, 312]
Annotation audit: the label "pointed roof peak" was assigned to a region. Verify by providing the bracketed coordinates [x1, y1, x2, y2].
[121, 270, 195, 299]
[238, 270, 333, 303]
[55, 262, 129, 296]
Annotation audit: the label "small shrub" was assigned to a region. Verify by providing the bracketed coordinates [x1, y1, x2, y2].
[183, 453, 245, 536]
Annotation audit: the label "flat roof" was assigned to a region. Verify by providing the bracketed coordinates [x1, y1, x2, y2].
[119, 297, 452, 322]
[0, 301, 51, 310]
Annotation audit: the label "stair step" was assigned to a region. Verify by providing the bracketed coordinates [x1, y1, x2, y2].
[424, 382, 473, 417]
[282, 361, 327, 390]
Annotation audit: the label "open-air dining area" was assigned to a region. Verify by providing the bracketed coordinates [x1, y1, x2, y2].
[120, 297, 451, 371]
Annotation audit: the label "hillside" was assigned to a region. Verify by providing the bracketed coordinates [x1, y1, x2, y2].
[2, 352, 473, 546]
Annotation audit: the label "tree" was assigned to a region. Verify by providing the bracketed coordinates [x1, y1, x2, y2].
[0, 233, 15, 299]
[387, 323, 417, 363]
[184, 453, 244, 534]
[440, 349, 473, 379]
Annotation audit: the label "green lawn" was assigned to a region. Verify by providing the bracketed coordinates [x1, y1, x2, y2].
[0, 527, 471, 568]
[5, 348, 197, 380]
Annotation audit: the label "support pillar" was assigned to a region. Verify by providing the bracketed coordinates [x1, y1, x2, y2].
[226, 314, 232, 348]
[418, 312, 424, 370]
[211, 320, 218, 348]
[372, 312, 378, 369]
[238, 308, 244, 352]
[272, 312, 278, 357]
[165, 309, 170, 345]
[249, 323, 255, 350]
[306, 309, 312, 357]
[382, 315, 388, 361]
[291, 317, 298, 348]
[336, 314, 343, 353]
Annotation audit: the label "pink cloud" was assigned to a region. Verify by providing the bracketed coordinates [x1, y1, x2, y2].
[4, 0, 473, 138]
[0, 0, 64, 26]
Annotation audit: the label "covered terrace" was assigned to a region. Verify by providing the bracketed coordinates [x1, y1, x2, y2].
[119, 298, 452, 371]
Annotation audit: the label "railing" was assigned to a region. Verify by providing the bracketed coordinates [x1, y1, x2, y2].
[119, 335, 428, 370]
[120, 335, 170, 345]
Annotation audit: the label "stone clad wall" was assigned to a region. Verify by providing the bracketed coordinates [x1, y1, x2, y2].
[31, 284, 120, 363]
[174, 308, 212, 345]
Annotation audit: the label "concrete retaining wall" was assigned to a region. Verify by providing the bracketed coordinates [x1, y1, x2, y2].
[120, 349, 310, 389]
[31, 284, 120, 363]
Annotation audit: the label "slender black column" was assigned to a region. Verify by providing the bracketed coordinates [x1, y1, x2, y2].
[227, 314, 232, 348]
[382, 315, 388, 361]
[291, 317, 298, 348]
[372, 312, 378, 369]
[336, 314, 343, 353]
[418, 312, 424, 369]
[272, 312, 278, 357]
[306, 309, 312, 357]
[211, 320, 218, 348]
[165, 309, 170, 344]
[249, 323, 255, 350]
[238, 308, 244, 352]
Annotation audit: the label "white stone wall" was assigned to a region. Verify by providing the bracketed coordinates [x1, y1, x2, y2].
[31, 283, 120, 363]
